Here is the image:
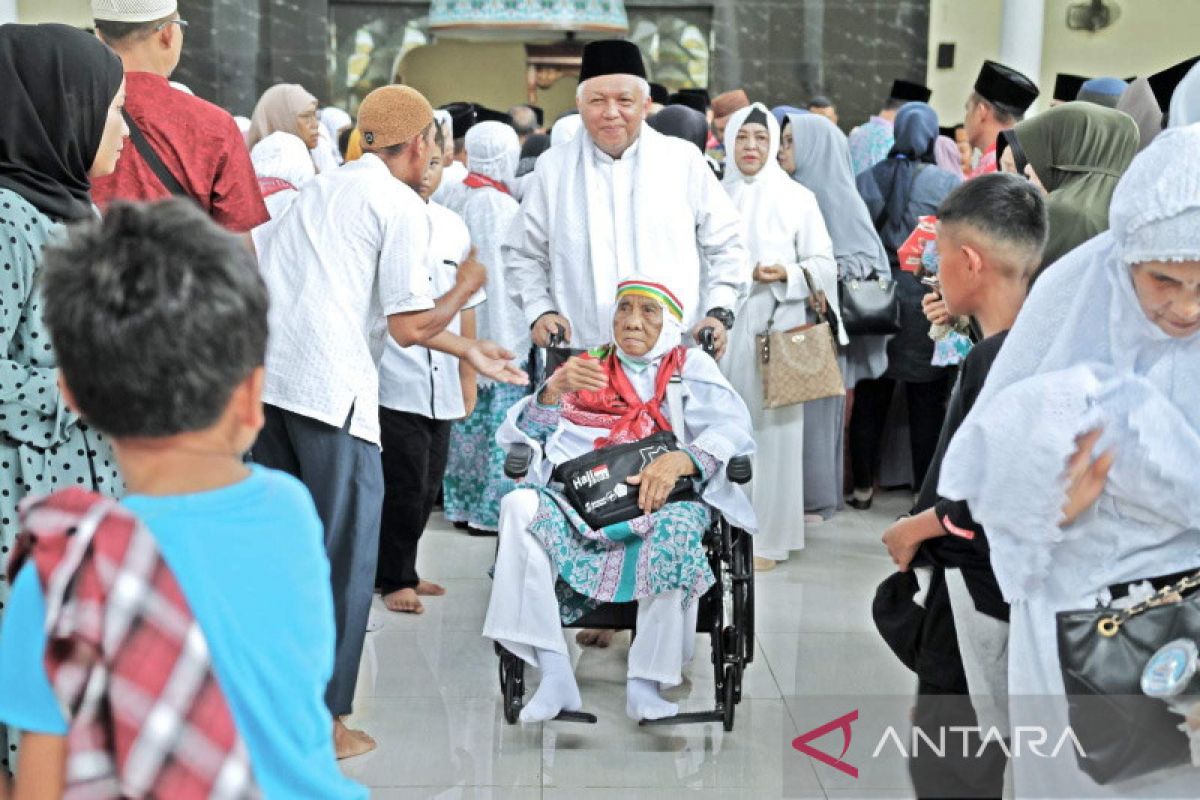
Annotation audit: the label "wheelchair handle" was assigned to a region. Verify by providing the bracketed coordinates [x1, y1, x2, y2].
[725, 455, 752, 485]
[503, 443, 533, 480]
[698, 326, 716, 356]
[547, 324, 566, 348]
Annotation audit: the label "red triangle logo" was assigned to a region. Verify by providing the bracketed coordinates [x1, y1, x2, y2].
[792, 709, 859, 779]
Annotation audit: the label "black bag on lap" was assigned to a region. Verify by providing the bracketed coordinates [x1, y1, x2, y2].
[553, 431, 696, 529]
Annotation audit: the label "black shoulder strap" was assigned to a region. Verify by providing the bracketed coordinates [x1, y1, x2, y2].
[121, 109, 194, 202]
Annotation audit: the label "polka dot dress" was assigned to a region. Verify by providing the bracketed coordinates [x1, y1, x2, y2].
[0, 189, 123, 769]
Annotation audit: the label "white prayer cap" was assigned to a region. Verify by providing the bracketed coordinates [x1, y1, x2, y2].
[92, 0, 178, 23]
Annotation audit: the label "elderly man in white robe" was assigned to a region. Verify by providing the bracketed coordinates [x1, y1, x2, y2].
[504, 39, 749, 360]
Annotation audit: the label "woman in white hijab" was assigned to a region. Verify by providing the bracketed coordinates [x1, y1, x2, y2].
[1169, 61, 1200, 128]
[721, 102, 838, 570]
[938, 124, 1200, 798]
[442, 121, 531, 535]
[249, 131, 316, 219]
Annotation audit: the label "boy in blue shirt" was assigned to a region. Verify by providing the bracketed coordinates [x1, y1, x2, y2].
[0, 200, 366, 798]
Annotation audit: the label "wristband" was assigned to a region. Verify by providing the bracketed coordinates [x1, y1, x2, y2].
[704, 306, 736, 331]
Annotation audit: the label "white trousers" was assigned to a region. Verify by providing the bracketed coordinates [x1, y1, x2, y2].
[483, 489, 698, 686]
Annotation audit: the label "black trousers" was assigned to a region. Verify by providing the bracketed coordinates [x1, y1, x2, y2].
[376, 408, 451, 595]
[849, 375, 952, 492]
[909, 680, 1007, 799]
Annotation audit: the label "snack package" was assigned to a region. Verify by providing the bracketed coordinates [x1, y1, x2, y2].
[898, 215, 939, 273]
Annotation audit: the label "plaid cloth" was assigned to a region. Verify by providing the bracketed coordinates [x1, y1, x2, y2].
[7, 488, 259, 799]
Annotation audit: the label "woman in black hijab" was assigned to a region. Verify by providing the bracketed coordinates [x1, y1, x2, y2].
[649, 105, 721, 178]
[0, 28, 128, 764]
[847, 102, 962, 509]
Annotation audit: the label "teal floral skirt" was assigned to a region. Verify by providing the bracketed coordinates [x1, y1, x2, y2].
[442, 380, 530, 530]
[530, 489, 715, 625]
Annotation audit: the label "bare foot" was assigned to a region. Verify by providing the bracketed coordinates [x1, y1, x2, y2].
[383, 588, 424, 614]
[415, 580, 446, 596]
[333, 718, 376, 760]
[753, 556, 778, 572]
[575, 628, 615, 648]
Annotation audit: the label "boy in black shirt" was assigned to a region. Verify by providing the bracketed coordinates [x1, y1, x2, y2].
[879, 173, 1048, 798]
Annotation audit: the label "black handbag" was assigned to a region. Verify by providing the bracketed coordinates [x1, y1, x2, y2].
[553, 431, 695, 529]
[838, 274, 901, 335]
[1055, 567, 1200, 785]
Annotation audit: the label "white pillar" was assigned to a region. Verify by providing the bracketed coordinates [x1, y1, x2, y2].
[0, 0, 17, 24]
[999, 0, 1045, 84]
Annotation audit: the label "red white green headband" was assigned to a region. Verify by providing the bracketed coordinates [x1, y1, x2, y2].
[615, 280, 685, 321]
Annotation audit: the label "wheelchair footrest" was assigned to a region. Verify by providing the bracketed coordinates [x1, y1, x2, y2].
[638, 710, 724, 727]
[553, 710, 598, 724]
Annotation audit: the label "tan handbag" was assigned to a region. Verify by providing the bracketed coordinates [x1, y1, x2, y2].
[755, 267, 845, 409]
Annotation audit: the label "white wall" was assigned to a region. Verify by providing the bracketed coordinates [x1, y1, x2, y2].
[927, 0, 1200, 123]
[16, 0, 89, 26]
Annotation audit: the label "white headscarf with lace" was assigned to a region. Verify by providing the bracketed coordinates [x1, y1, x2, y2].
[938, 123, 1200, 602]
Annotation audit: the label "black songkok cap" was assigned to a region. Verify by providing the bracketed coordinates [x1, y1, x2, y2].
[1148, 55, 1200, 111]
[973, 60, 1039, 112]
[475, 106, 513, 126]
[889, 79, 932, 103]
[578, 39, 647, 83]
[441, 101, 478, 139]
[648, 82, 670, 105]
[1053, 73, 1090, 102]
[743, 107, 768, 128]
[676, 87, 712, 109]
[668, 91, 707, 116]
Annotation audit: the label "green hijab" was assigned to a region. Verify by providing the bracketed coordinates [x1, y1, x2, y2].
[1010, 102, 1138, 269]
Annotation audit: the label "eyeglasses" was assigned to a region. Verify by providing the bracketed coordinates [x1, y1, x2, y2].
[155, 18, 189, 32]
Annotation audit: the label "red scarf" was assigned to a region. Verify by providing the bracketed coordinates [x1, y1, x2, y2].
[560, 346, 687, 448]
[464, 172, 510, 194]
[257, 176, 295, 198]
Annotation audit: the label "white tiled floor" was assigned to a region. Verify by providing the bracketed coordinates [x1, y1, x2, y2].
[340, 491, 919, 799]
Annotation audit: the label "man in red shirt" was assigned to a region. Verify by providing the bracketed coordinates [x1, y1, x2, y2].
[90, 0, 268, 233]
[963, 60, 1039, 179]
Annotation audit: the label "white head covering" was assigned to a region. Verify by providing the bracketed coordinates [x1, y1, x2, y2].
[550, 114, 583, 147]
[251, 131, 316, 189]
[91, 0, 176, 22]
[319, 107, 352, 140]
[465, 120, 520, 185]
[722, 102, 825, 278]
[1169, 61, 1200, 128]
[610, 278, 686, 369]
[937, 124, 1200, 599]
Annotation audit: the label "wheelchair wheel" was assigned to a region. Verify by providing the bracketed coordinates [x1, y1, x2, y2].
[500, 652, 525, 725]
[722, 665, 737, 731]
[733, 527, 755, 665]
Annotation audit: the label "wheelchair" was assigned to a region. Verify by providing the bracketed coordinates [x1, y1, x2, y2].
[494, 327, 756, 731]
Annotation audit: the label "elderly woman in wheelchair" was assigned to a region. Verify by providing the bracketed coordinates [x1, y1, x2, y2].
[484, 279, 755, 724]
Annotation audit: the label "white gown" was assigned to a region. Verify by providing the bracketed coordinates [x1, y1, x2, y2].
[720, 104, 838, 561]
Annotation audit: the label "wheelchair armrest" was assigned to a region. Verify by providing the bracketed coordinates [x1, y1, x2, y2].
[726, 455, 753, 485]
[503, 443, 533, 479]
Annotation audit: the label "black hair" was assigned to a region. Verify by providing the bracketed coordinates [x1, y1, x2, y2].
[338, 126, 353, 158]
[808, 95, 834, 109]
[969, 91, 1025, 125]
[40, 200, 268, 438]
[370, 120, 435, 158]
[94, 15, 174, 45]
[937, 172, 1048, 275]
